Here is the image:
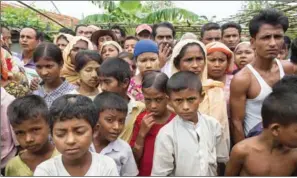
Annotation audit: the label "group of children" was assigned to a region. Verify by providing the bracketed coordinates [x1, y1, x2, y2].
[1, 8, 297, 177]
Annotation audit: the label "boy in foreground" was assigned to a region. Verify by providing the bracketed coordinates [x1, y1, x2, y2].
[225, 79, 297, 176]
[34, 94, 118, 176]
[5, 95, 59, 176]
[151, 71, 229, 176]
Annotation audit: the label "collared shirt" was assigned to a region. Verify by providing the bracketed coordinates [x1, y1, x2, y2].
[1, 88, 18, 169]
[119, 96, 145, 142]
[32, 78, 76, 108]
[12, 52, 35, 69]
[151, 112, 229, 176]
[89, 139, 138, 176]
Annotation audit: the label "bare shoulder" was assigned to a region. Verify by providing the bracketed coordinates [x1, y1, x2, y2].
[230, 67, 251, 92]
[280, 60, 296, 74]
[231, 138, 254, 157]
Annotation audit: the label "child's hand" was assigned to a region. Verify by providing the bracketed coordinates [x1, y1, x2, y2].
[139, 113, 155, 138]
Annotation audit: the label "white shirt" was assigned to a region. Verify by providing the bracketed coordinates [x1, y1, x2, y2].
[90, 139, 138, 176]
[33, 152, 119, 176]
[126, 96, 138, 125]
[67, 89, 97, 100]
[151, 113, 229, 176]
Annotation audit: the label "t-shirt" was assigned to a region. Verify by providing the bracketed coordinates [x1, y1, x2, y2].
[33, 152, 119, 176]
[5, 148, 60, 176]
[130, 111, 175, 176]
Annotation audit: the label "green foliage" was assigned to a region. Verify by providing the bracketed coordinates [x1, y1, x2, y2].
[1, 6, 60, 41]
[81, 1, 206, 31]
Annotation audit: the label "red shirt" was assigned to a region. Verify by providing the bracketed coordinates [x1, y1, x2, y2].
[130, 111, 175, 176]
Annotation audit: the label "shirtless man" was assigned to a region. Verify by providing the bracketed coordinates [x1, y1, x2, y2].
[225, 88, 297, 176]
[230, 8, 297, 144]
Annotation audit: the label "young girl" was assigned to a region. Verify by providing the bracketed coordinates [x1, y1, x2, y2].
[61, 36, 94, 84]
[128, 40, 160, 102]
[67, 50, 102, 100]
[233, 42, 254, 74]
[118, 52, 137, 76]
[53, 33, 74, 52]
[130, 70, 175, 176]
[100, 41, 123, 61]
[32, 42, 76, 108]
[169, 39, 230, 154]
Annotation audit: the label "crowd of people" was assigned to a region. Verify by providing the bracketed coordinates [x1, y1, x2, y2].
[1, 7, 297, 176]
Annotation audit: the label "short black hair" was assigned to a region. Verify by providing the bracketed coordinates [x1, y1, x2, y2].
[111, 25, 126, 37]
[124, 35, 139, 44]
[249, 8, 289, 38]
[142, 70, 168, 93]
[262, 91, 297, 128]
[152, 22, 176, 39]
[59, 27, 75, 36]
[173, 43, 205, 69]
[99, 57, 131, 84]
[75, 24, 88, 34]
[166, 71, 202, 95]
[221, 22, 242, 36]
[7, 95, 49, 125]
[201, 22, 220, 38]
[49, 94, 98, 133]
[21, 27, 42, 40]
[33, 42, 63, 65]
[74, 50, 102, 72]
[273, 75, 297, 93]
[291, 38, 297, 64]
[93, 91, 128, 118]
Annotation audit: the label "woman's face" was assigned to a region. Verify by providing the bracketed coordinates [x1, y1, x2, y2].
[207, 51, 229, 80]
[98, 35, 113, 50]
[124, 39, 137, 54]
[70, 40, 88, 65]
[122, 57, 136, 76]
[136, 52, 160, 75]
[56, 37, 68, 52]
[178, 45, 205, 76]
[79, 60, 100, 88]
[101, 44, 119, 61]
[234, 43, 254, 69]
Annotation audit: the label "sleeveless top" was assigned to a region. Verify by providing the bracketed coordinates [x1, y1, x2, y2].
[244, 59, 285, 137]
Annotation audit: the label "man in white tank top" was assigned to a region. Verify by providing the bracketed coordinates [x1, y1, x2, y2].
[230, 8, 297, 144]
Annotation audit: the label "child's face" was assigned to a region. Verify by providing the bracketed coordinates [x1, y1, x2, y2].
[52, 118, 93, 161]
[143, 87, 168, 117]
[234, 43, 254, 69]
[12, 116, 50, 153]
[99, 76, 127, 95]
[97, 109, 126, 142]
[276, 123, 297, 148]
[79, 61, 100, 88]
[169, 89, 201, 122]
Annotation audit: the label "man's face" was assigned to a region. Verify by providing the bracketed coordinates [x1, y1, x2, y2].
[154, 27, 174, 48]
[222, 27, 241, 51]
[19, 28, 39, 52]
[112, 29, 122, 42]
[1, 27, 12, 47]
[76, 26, 92, 39]
[137, 30, 151, 40]
[202, 29, 221, 45]
[251, 24, 284, 61]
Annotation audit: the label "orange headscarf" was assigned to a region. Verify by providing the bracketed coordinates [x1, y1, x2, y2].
[61, 36, 94, 84]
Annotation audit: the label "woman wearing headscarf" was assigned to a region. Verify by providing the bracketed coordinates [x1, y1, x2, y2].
[61, 36, 94, 85]
[169, 39, 230, 153]
[99, 41, 123, 61]
[53, 33, 74, 52]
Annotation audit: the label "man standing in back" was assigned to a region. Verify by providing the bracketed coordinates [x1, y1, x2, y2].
[230, 8, 297, 144]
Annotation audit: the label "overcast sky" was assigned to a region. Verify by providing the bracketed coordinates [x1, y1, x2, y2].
[7, 1, 244, 21]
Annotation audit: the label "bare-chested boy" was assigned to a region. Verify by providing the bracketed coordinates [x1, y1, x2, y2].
[226, 88, 297, 176]
[230, 8, 297, 144]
